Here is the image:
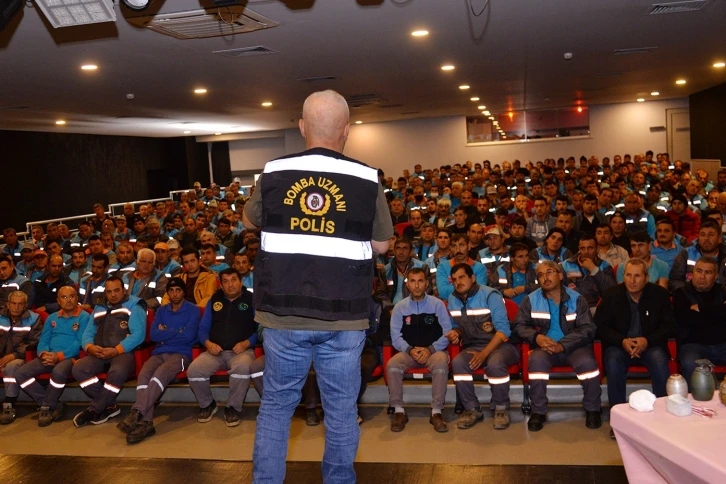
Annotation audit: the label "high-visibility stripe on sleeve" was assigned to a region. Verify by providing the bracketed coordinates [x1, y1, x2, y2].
[250, 371, 264, 379]
[151, 377, 164, 391]
[1, 283, 19, 290]
[103, 382, 121, 393]
[531, 311, 550, 319]
[94, 311, 108, 319]
[529, 372, 549, 380]
[49, 379, 65, 389]
[467, 308, 491, 316]
[136, 385, 148, 390]
[80, 376, 99, 388]
[110, 308, 132, 316]
[565, 313, 577, 321]
[230, 374, 250, 379]
[487, 375, 510, 385]
[449, 310, 462, 317]
[263, 154, 379, 183]
[3, 377, 16, 383]
[453, 374, 473, 381]
[19, 378, 36, 388]
[577, 370, 600, 380]
[261, 232, 372, 261]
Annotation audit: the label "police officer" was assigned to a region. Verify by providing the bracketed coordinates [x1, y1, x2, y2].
[512, 260, 602, 432]
[72, 276, 146, 427]
[244, 90, 393, 484]
[14, 286, 90, 427]
[447, 263, 519, 430]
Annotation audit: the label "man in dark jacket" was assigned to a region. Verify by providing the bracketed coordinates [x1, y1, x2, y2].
[32, 255, 74, 314]
[673, 257, 726, 386]
[595, 258, 675, 438]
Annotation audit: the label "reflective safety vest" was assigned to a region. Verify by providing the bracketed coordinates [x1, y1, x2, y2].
[90, 295, 146, 350]
[624, 210, 650, 234]
[448, 284, 511, 347]
[255, 147, 380, 321]
[527, 286, 580, 336]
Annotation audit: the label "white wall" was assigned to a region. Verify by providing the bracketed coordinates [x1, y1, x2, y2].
[227, 98, 688, 177]
[343, 98, 688, 175]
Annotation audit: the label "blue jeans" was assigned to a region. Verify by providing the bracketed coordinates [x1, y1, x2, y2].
[604, 345, 670, 406]
[679, 342, 726, 389]
[253, 328, 365, 484]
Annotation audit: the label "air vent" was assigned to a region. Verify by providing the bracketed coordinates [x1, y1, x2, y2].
[613, 46, 659, 55]
[345, 93, 387, 107]
[126, 6, 278, 40]
[213, 46, 277, 58]
[297, 76, 338, 82]
[647, 1, 710, 15]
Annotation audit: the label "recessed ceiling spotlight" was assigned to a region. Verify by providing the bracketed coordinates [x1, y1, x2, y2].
[637, 98, 645, 102]
[577, 107, 583, 113]
[215, 132, 222, 135]
[411, 30, 429, 37]
[713, 62, 725, 68]
[488, 116, 495, 120]
[651, 91, 660, 96]
[55, 120, 66, 125]
[355, 121, 363, 125]
[261, 102, 273, 107]
[477, 105, 486, 110]
[194, 88, 208, 94]
[459, 85, 470, 90]
[441, 65, 455, 71]
[184, 130, 191, 134]
[81, 64, 98, 71]
[470, 97, 480, 102]
[483, 111, 491, 116]
[675, 79, 686, 85]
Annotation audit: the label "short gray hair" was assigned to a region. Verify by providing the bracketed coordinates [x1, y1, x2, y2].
[624, 257, 647, 275]
[535, 260, 562, 276]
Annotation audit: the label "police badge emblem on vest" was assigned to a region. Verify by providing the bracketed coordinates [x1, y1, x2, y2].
[482, 321, 494, 333]
[120, 320, 129, 329]
[213, 301, 223, 311]
[72, 322, 79, 331]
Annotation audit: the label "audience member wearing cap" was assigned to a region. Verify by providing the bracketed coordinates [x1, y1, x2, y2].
[117, 276, 201, 444]
[129, 216, 147, 244]
[15, 242, 38, 277]
[0, 254, 36, 310]
[478, 227, 510, 283]
[28, 250, 50, 283]
[166, 238, 181, 262]
[154, 242, 182, 279]
[664, 193, 701, 243]
[615, 231, 669, 289]
[113, 215, 132, 243]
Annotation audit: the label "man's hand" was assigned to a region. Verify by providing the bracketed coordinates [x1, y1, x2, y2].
[631, 337, 649, 358]
[80, 304, 93, 311]
[536, 334, 556, 353]
[86, 345, 104, 358]
[502, 288, 517, 299]
[622, 338, 638, 357]
[445, 330, 460, 345]
[36, 306, 47, 313]
[690, 304, 700, 312]
[232, 340, 251, 355]
[100, 347, 119, 359]
[578, 256, 596, 273]
[550, 342, 565, 354]
[40, 352, 59, 366]
[0, 354, 16, 371]
[467, 349, 489, 370]
[417, 347, 432, 364]
[205, 340, 222, 356]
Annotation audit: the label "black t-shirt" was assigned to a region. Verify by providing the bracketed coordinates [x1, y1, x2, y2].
[185, 275, 199, 302]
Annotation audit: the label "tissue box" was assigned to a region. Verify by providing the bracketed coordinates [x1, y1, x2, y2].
[666, 394, 692, 417]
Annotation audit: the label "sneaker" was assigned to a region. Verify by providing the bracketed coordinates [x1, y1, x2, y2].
[585, 410, 602, 429]
[527, 412, 546, 432]
[0, 403, 16, 425]
[198, 400, 218, 423]
[91, 404, 121, 425]
[73, 407, 97, 428]
[117, 409, 143, 434]
[126, 420, 156, 444]
[456, 409, 484, 430]
[305, 408, 320, 426]
[224, 406, 242, 427]
[38, 406, 53, 427]
[390, 411, 408, 432]
[493, 405, 510, 430]
[429, 413, 449, 433]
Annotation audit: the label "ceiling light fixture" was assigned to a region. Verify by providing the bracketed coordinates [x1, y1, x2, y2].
[675, 79, 686, 85]
[81, 64, 98, 71]
[483, 111, 491, 116]
[194, 88, 208, 94]
[355, 121, 363, 125]
[35, 0, 116, 28]
[477, 105, 486, 110]
[470, 97, 480, 102]
[261, 102, 273, 107]
[488, 116, 494, 120]
[651, 91, 660, 96]
[121, 0, 152, 11]
[637, 98, 645, 102]
[577, 107, 583, 113]
[214, 132, 222, 136]
[441, 65, 455, 71]
[55, 120, 66, 125]
[411, 30, 429, 37]
[183, 130, 191, 134]
[459, 85, 470, 90]
[714, 62, 725, 68]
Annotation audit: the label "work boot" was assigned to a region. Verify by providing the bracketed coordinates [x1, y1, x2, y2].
[198, 400, 218, 423]
[0, 403, 16, 425]
[429, 413, 448, 433]
[585, 410, 602, 429]
[456, 409, 484, 429]
[126, 420, 156, 444]
[305, 408, 320, 426]
[224, 406, 242, 427]
[527, 413, 546, 432]
[390, 411, 408, 432]
[493, 405, 510, 430]
[117, 409, 143, 434]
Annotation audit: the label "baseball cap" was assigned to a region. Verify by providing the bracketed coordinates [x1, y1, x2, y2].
[21, 241, 36, 251]
[193, 181, 202, 188]
[154, 242, 169, 251]
[485, 227, 504, 237]
[33, 249, 48, 258]
[486, 186, 497, 195]
[208, 200, 219, 208]
[167, 277, 186, 292]
[167, 239, 180, 250]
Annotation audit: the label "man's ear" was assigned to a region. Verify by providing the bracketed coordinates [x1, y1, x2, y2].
[299, 119, 306, 138]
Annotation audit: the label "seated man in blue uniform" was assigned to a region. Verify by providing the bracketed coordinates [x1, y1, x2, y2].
[117, 277, 201, 444]
[15, 286, 90, 426]
[447, 263, 520, 430]
[512, 260, 602, 432]
[386, 268, 452, 433]
[72, 276, 146, 427]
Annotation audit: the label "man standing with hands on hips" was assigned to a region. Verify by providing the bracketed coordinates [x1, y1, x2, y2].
[244, 90, 393, 484]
